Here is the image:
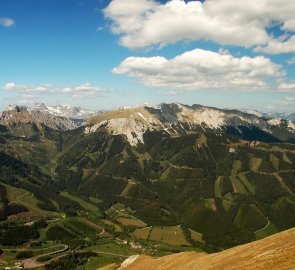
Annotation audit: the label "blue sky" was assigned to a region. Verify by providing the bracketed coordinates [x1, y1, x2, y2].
[0, 0, 295, 112]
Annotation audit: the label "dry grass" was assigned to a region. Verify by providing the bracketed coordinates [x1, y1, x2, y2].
[149, 226, 190, 246]
[132, 227, 152, 240]
[120, 228, 295, 270]
[117, 217, 146, 228]
[120, 180, 136, 197]
[161, 226, 189, 246]
[87, 107, 159, 125]
[249, 157, 263, 171]
[102, 219, 122, 232]
[189, 229, 204, 244]
[149, 227, 163, 242]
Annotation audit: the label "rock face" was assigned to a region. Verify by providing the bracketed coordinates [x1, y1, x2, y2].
[86, 103, 295, 146]
[117, 228, 295, 270]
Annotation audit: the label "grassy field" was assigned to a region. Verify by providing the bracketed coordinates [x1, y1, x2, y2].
[238, 174, 255, 194]
[102, 219, 122, 232]
[232, 160, 242, 175]
[234, 204, 268, 231]
[4, 184, 57, 217]
[120, 180, 137, 197]
[230, 176, 248, 193]
[249, 157, 262, 171]
[107, 203, 132, 219]
[161, 226, 190, 246]
[270, 154, 280, 171]
[283, 153, 292, 164]
[85, 257, 121, 270]
[132, 227, 152, 240]
[148, 226, 190, 246]
[117, 218, 146, 228]
[38, 216, 101, 242]
[60, 192, 102, 217]
[189, 229, 204, 244]
[255, 222, 277, 240]
[87, 242, 135, 257]
[215, 176, 223, 197]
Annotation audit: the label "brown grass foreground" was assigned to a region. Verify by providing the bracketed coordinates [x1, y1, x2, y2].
[117, 228, 295, 270]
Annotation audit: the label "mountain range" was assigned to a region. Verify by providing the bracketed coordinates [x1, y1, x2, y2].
[0, 103, 101, 131]
[1, 103, 295, 143]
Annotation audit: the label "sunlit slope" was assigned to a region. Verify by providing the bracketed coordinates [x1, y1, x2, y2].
[118, 228, 295, 270]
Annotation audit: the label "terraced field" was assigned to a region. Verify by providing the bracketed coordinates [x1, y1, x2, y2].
[133, 226, 190, 246]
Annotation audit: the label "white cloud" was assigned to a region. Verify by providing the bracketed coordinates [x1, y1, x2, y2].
[279, 82, 295, 91]
[255, 36, 295, 54]
[113, 48, 284, 90]
[61, 83, 106, 99]
[104, 0, 295, 50]
[3, 82, 107, 99]
[0, 17, 15, 27]
[158, 90, 179, 96]
[4, 83, 50, 93]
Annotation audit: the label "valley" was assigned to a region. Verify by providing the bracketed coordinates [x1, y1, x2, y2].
[0, 103, 294, 269]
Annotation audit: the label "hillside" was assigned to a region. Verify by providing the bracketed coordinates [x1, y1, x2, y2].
[0, 102, 294, 268]
[117, 228, 295, 270]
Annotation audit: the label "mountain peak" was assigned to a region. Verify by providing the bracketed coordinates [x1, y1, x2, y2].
[5, 104, 28, 112]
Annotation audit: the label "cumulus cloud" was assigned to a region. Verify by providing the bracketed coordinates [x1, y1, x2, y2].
[0, 17, 15, 27]
[104, 0, 295, 50]
[255, 36, 295, 54]
[113, 48, 284, 90]
[61, 83, 106, 99]
[4, 82, 107, 99]
[279, 82, 295, 91]
[158, 90, 179, 96]
[4, 83, 51, 93]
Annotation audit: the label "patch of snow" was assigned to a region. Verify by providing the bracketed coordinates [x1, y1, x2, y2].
[288, 121, 295, 132]
[267, 118, 282, 126]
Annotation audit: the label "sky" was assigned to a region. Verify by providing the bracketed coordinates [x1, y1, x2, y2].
[0, 0, 295, 112]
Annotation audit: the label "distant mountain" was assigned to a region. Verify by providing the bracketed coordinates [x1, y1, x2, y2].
[0, 105, 80, 131]
[32, 103, 100, 119]
[264, 112, 295, 122]
[0, 103, 103, 131]
[86, 103, 295, 146]
[241, 109, 295, 122]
